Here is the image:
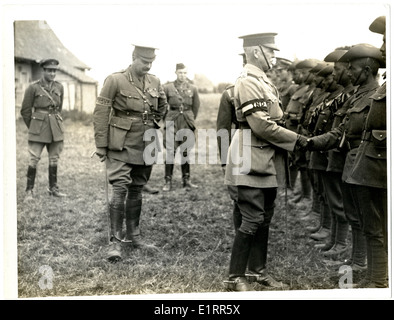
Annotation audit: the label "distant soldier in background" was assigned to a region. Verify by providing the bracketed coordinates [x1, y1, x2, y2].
[307, 43, 384, 275]
[348, 16, 387, 288]
[93, 44, 167, 262]
[162, 63, 200, 191]
[20, 58, 67, 201]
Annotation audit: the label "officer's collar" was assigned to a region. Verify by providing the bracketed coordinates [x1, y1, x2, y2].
[244, 64, 270, 82]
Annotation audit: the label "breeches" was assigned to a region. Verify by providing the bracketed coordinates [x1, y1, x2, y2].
[106, 157, 153, 205]
[28, 140, 63, 167]
[341, 182, 362, 230]
[237, 186, 277, 235]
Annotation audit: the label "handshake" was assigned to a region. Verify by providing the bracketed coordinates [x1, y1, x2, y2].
[295, 134, 313, 151]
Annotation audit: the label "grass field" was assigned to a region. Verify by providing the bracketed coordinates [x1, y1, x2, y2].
[14, 93, 363, 298]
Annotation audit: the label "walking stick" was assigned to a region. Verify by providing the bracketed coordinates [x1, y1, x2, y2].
[91, 151, 110, 243]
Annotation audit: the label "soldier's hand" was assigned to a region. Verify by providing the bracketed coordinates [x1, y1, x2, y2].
[95, 147, 108, 162]
[295, 134, 309, 151]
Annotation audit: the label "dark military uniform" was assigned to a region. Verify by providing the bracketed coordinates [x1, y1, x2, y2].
[162, 67, 200, 189]
[284, 59, 318, 204]
[216, 84, 240, 230]
[93, 45, 167, 262]
[21, 58, 66, 199]
[348, 16, 387, 288]
[308, 44, 383, 270]
[224, 33, 303, 291]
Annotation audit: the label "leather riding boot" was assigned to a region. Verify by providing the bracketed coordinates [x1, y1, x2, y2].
[247, 226, 269, 274]
[163, 164, 174, 191]
[246, 226, 289, 289]
[352, 228, 367, 269]
[24, 166, 36, 202]
[107, 204, 124, 262]
[181, 163, 198, 189]
[226, 230, 253, 291]
[124, 199, 143, 246]
[47, 165, 67, 197]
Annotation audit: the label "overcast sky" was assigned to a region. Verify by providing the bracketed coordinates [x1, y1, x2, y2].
[2, 0, 389, 87]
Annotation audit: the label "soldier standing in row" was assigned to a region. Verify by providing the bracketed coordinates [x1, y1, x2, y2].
[162, 63, 200, 191]
[20, 58, 67, 201]
[307, 43, 384, 275]
[93, 44, 168, 262]
[224, 33, 308, 291]
[308, 48, 355, 260]
[347, 16, 387, 288]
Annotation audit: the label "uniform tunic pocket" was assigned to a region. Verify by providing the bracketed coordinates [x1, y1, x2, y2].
[108, 116, 133, 151]
[28, 112, 46, 135]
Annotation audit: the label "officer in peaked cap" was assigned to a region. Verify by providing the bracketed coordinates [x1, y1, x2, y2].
[20, 58, 66, 201]
[93, 42, 168, 262]
[132, 44, 157, 62]
[348, 16, 388, 288]
[224, 32, 307, 291]
[40, 58, 60, 69]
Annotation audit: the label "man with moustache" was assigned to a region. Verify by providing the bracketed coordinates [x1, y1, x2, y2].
[93, 44, 168, 262]
[20, 58, 67, 201]
[224, 33, 308, 291]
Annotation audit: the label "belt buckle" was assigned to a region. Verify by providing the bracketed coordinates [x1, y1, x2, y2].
[142, 111, 148, 124]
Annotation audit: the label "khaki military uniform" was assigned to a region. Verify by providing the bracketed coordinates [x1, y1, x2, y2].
[21, 79, 65, 143]
[225, 64, 297, 190]
[163, 79, 200, 151]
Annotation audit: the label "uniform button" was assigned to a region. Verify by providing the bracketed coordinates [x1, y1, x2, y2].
[378, 154, 381, 157]
[380, 134, 383, 138]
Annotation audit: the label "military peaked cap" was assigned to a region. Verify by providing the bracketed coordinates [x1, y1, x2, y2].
[239, 33, 279, 51]
[369, 16, 386, 35]
[132, 44, 157, 62]
[338, 43, 385, 67]
[324, 49, 348, 63]
[40, 58, 59, 69]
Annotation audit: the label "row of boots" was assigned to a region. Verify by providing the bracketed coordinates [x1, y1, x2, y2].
[24, 165, 67, 201]
[162, 163, 198, 191]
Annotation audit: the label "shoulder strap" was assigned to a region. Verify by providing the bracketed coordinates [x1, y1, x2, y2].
[39, 84, 57, 107]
